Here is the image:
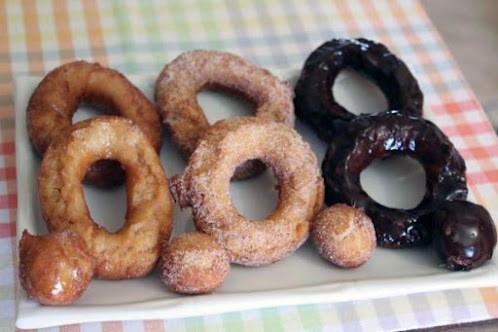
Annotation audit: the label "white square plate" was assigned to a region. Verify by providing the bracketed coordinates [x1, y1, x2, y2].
[15, 70, 498, 329]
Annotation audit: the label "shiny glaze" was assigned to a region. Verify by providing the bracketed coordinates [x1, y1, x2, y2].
[19, 230, 95, 305]
[322, 110, 468, 248]
[294, 38, 423, 142]
[431, 200, 496, 271]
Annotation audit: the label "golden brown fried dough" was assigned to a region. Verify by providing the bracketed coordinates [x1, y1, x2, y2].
[19, 230, 95, 305]
[38, 116, 173, 279]
[27, 61, 162, 186]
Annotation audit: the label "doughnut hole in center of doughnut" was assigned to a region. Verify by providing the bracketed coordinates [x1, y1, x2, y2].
[360, 155, 426, 209]
[332, 69, 388, 115]
[230, 167, 279, 221]
[197, 86, 254, 124]
[83, 183, 127, 233]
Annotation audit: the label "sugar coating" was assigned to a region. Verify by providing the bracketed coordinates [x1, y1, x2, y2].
[155, 50, 295, 179]
[170, 117, 324, 266]
[160, 232, 230, 294]
[311, 204, 376, 268]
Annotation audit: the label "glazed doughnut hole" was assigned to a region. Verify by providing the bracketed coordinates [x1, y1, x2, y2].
[311, 204, 376, 269]
[160, 232, 230, 295]
[19, 230, 95, 305]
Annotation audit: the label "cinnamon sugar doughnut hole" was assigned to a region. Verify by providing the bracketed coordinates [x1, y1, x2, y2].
[311, 204, 376, 268]
[160, 232, 230, 295]
[19, 230, 95, 305]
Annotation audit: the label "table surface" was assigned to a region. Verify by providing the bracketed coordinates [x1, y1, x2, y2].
[2, 1, 498, 331]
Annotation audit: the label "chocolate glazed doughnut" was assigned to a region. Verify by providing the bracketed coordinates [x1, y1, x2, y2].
[294, 38, 423, 141]
[322, 110, 468, 248]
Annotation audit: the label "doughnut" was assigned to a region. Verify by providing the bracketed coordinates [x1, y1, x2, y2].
[429, 200, 496, 271]
[170, 117, 324, 266]
[27, 60, 162, 187]
[311, 204, 376, 268]
[322, 110, 468, 248]
[160, 232, 230, 294]
[38, 116, 174, 279]
[155, 50, 295, 179]
[294, 38, 423, 142]
[19, 230, 94, 305]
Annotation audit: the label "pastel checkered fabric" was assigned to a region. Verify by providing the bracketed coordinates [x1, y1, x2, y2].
[2, 0, 498, 331]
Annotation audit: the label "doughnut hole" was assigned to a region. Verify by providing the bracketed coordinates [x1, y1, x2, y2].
[332, 68, 388, 115]
[360, 155, 426, 209]
[160, 232, 230, 294]
[19, 230, 95, 305]
[311, 204, 376, 268]
[230, 167, 279, 220]
[198, 87, 254, 124]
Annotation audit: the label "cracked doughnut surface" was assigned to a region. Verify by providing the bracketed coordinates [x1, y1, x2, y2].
[38, 116, 174, 279]
[27, 60, 162, 187]
[311, 204, 376, 268]
[170, 117, 324, 266]
[155, 50, 295, 179]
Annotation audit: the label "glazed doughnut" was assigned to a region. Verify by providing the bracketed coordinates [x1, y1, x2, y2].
[19, 230, 95, 305]
[155, 50, 295, 179]
[322, 110, 468, 248]
[38, 116, 174, 279]
[170, 117, 324, 266]
[27, 60, 162, 187]
[311, 204, 376, 269]
[294, 38, 423, 141]
[160, 232, 230, 294]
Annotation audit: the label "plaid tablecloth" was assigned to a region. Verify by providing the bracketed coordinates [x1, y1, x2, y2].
[2, 0, 498, 331]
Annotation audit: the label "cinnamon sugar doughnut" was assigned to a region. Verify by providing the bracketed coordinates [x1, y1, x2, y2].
[38, 116, 174, 279]
[19, 230, 95, 305]
[28, 60, 162, 187]
[160, 232, 230, 294]
[155, 50, 295, 179]
[170, 117, 324, 266]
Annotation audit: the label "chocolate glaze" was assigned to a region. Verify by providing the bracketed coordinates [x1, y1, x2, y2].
[430, 200, 496, 271]
[294, 38, 423, 141]
[322, 110, 468, 248]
